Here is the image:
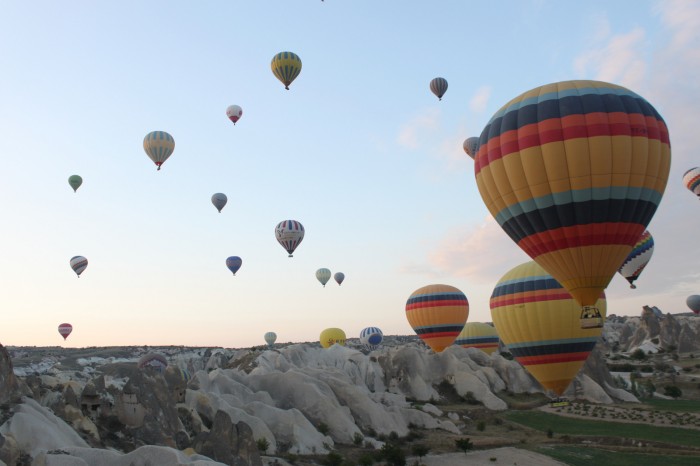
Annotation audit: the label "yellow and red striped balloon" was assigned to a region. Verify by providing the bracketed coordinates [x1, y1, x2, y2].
[454, 322, 499, 355]
[475, 80, 671, 309]
[490, 261, 606, 395]
[405, 284, 469, 353]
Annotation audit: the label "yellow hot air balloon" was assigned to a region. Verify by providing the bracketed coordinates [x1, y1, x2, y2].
[319, 328, 346, 348]
[475, 80, 670, 328]
[271, 51, 302, 90]
[490, 261, 606, 396]
[454, 322, 499, 355]
[405, 284, 469, 353]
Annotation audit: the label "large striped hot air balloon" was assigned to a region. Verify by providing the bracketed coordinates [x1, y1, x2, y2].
[320, 328, 346, 348]
[454, 322, 499, 355]
[490, 261, 606, 396]
[475, 80, 670, 328]
[264, 331, 277, 347]
[275, 220, 305, 257]
[682, 167, 700, 198]
[617, 230, 654, 289]
[271, 51, 302, 90]
[143, 131, 175, 170]
[429, 77, 448, 101]
[405, 284, 469, 353]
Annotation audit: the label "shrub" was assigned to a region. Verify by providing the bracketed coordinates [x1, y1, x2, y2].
[357, 454, 374, 466]
[547, 428, 553, 438]
[664, 385, 682, 399]
[256, 437, 270, 454]
[477, 421, 486, 432]
[380, 443, 406, 466]
[321, 452, 344, 466]
[631, 348, 647, 360]
[411, 444, 430, 462]
[455, 438, 473, 454]
[353, 432, 364, 445]
[317, 422, 330, 435]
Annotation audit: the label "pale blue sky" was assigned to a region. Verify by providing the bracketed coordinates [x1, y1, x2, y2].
[0, 1, 698, 347]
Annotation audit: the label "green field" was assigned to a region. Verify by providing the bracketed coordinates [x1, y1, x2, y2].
[640, 399, 700, 412]
[536, 446, 700, 466]
[504, 411, 699, 448]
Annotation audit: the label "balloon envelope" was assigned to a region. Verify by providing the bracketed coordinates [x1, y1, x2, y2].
[454, 322, 499, 355]
[271, 51, 302, 90]
[264, 331, 277, 347]
[70, 256, 88, 277]
[463, 137, 479, 159]
[226, 256, 242, 275]
[490, 261, 606, 395]
[320, 328, 346, 348]
[143, 131, 175, 170]
[334, 272, 345, 285]
[68, 175, 82, 192]
[686, 295, 700, 314]
[58, 323, 73, 340]
[405, 284, 469, 352]
[617, 230, 654, 289]
[138, 353, 168, 373]
[430, 77, 448, 100]
[475, 80, 671, 309]
[682, 167, 700, 198]
[275, 220, 305, 257]
[359, 327, 383, 351]
[211, 193, 228, 213]
[316, 268, 331, 287]
[226, 105, 243, 125]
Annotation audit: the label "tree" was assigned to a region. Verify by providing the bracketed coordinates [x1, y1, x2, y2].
[455, 438, 473, 454]
[411, 445, 430, 464]
[256, 437, 269, 454]
[321, 452, 344, 466]
[380, 443, 406, 466]
[630, 348, 647, 360]
[664, 385, 682, 399]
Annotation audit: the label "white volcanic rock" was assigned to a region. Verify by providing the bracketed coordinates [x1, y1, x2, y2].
[0, 397, 89, 457]
[36, 445, 227, 465]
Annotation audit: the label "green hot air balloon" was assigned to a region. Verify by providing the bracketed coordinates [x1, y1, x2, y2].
[68, 175, 83, 193]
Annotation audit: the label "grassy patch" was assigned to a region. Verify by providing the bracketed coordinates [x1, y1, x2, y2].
[640, 399, 700, 412]
[536, 446, 700, 466]
[504, 411, 699, 448]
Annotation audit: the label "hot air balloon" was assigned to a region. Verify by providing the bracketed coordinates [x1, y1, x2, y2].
[405, 284, 469, 353]
[143, 131, 175, 170]
[138, 352, 168, 373]
[686, 295, 700, 315]
[429, 77, 448, 101]
[226, 105, 243, 125]
[320, 328, 346, 348]
[682, 167, 700, 198]
[226, 256, 242, 275]
[211, 193, 228, 213]
[264, 331, 277, 347]
[475, 80, 670, 329]
[70, 256, 88, 278]
[316, 268, 331, 287]
[359, 327, 383, 351]
[271, 51, 302, 90]
[454, 322, 499, 355]
[334, 272, 345, 286]
[275, 220, 304, 257]
[463, 137, 479, 159]
[58, 323, 73, 340]
[617, 230, 654, 289]
[68, 175, 82, 193]
[490, 261, 606, 396]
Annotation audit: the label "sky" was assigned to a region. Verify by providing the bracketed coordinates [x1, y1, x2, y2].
[1, 1, 699, 348]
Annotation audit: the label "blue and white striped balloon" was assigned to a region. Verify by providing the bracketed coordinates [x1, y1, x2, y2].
[359, 327, 383, 351]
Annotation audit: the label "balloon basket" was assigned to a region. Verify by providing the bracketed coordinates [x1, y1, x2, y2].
[580, 306, 604, 329]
